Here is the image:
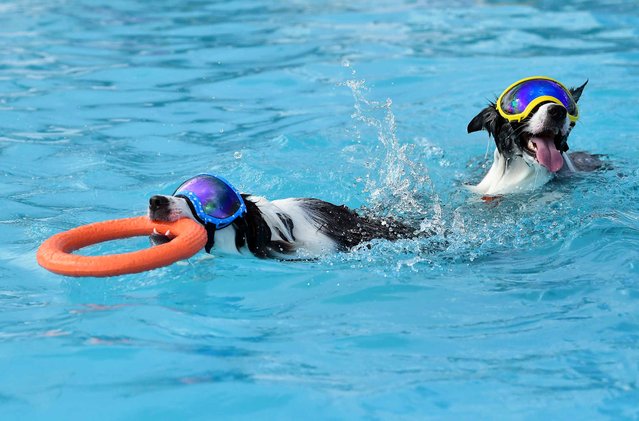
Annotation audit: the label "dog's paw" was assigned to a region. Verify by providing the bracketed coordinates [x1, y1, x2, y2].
[568, 151, 609, 172]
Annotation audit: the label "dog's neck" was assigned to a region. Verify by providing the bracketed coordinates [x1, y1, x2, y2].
[210, 195, 296, 258]
[469, 149, 554, 195]
[212, 195, 326, 259]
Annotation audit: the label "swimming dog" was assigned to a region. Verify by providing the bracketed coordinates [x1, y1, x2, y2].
[467, 76, 602, 195]
[148, 174, 416, 259]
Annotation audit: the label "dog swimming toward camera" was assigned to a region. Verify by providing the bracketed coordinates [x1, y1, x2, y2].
[148, 174, 417, 259]
[467, 76, 604, 195]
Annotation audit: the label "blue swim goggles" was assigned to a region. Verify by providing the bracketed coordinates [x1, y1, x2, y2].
[496, 76, 579, 123]
[173, 174, 247, 229]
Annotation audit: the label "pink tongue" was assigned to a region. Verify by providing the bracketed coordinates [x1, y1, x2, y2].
[532, 136, 563, 172]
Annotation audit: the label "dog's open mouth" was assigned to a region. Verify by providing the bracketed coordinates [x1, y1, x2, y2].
[522, 129, 564, 172]
[149, 228, 173, 247]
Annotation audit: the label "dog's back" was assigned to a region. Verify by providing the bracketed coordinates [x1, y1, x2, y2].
[244, 196, 416, 258]
[292, 198, 416, 249]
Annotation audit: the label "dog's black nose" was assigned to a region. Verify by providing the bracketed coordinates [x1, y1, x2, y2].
[149, 195, 169, 210]
[548, 104, 567, 120]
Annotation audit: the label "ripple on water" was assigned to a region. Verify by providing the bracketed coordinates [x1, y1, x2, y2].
[1, 0, 639, 418]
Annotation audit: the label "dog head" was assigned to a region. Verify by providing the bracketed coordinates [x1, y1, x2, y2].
[467, 80, 588, 173]
[147, 175, 251, 254]
[147, 194, 212, 249]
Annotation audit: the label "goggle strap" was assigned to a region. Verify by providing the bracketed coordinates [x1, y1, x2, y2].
[563, 152, 577, 173]
[204, 223, 216, 254]
[234, 216, 248, 251]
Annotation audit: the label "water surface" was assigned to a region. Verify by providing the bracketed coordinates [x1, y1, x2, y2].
[1, 0, 639, 418]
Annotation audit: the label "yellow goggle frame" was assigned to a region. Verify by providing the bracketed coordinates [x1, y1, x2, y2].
[496, 76, 579, 123]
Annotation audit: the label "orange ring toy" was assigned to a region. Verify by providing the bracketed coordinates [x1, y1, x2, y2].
[37, 216, 207, 277]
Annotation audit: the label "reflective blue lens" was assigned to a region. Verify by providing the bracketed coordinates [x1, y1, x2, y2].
[173, 174, 245, 227]
[500, 79, 578, 117]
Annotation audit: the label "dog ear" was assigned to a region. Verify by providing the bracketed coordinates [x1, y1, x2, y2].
[467, 104, 499, 136]
[239, 195, 273, 258]
[570, 80, 588, 103]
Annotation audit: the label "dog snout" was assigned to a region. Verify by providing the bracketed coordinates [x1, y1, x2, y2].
[547, 104, 567, 120]
[149, 195, 169, 211]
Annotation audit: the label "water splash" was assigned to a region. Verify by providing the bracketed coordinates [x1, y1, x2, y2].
[335, 76, 626, 275]
[344, 78, 443, 234]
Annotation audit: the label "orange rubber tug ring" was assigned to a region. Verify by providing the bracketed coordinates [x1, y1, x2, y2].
[37, 216, 207, 277]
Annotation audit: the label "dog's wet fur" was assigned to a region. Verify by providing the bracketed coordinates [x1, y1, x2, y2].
[467, 80, 605, 195]
[149, 193, 417, 259]
[148, 79, 607, 259]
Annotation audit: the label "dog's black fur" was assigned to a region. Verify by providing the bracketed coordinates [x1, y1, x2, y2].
[149, 193, 417, 259]
[297, 198, 416, 249]
[466, 79, 607, 196]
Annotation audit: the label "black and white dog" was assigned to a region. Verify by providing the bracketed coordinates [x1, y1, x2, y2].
[467, 79, 603, 195]
[148, 191, 416, 259]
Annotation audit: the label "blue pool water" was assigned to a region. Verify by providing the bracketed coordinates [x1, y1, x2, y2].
[2, 0, 639, 418]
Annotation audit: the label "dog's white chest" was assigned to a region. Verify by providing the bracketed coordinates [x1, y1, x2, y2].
[470, 149, 554, 195]
[213, 225, 248, 256]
